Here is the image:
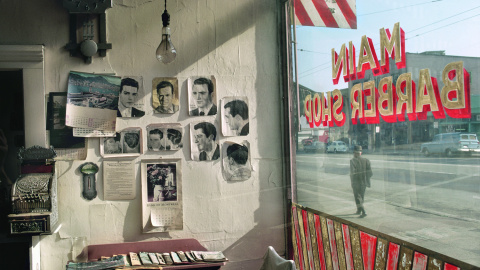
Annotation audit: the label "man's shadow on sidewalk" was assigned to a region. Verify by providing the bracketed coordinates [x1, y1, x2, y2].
[336, 213, 365, 218]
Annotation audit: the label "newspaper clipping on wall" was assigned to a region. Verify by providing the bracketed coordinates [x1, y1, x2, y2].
[103, 160, 136, 200]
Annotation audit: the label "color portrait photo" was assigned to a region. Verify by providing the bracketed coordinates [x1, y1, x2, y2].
[152, 77, 179, 114]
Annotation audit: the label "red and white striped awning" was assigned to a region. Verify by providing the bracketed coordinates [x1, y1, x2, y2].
[295, 0, 357, 29]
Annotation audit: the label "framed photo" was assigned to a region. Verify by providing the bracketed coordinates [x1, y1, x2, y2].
[141, 159, 183, 233]
[47, 92, 87, 160]
[188, 76, 217, 116]
[100, 127, 143, 157]
[146, 123, 183, 151]
[152, 77, 179, 114]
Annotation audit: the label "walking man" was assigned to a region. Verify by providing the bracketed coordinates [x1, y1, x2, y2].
[350, 145, 372, 218]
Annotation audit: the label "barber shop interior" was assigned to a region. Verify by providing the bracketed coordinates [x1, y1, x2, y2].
[0, 0, 480, 269]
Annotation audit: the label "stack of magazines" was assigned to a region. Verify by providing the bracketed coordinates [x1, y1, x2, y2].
[66, 251, 227, 269]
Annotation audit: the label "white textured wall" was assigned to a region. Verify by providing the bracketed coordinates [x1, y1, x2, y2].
[0, 0, 285, 269]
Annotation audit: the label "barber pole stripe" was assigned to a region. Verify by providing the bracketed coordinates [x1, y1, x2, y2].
[292, 205, 305, 270]
[342, 224, 355, 270]
[292, 205, 473, 270]
[412, 252, 428, 270]
[314, 214, 327, 270]
[294, 0, 357, 29]
[302, 210, 315, 269]
[444, 263, 460, 270]
[327, 219, 340, 270]
[360, 231, 377, 270]
[297, 209, 310, 270]
[386, 242, 400, 270]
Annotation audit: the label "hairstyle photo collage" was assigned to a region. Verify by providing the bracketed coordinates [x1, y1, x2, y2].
[103, 75, 252, 181]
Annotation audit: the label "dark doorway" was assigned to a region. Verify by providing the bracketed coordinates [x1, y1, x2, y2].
[0, 70, 25, 182]
[0, 70, 30, 270]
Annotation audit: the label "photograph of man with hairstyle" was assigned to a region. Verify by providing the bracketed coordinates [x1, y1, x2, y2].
[191, 121, 220, 161]
[148, 128, 164, 151]
[223, 98, 249, 136]
[103, 133, 122, 154]
[117, 77, 145, 117]
[122, 130, 141, 153]
[167, 128, 183, 150]
[223, 142, 251, 181]
[189, 76, 217, 116]
[147, 124, 183, 151]
[153, 78, 179, 114]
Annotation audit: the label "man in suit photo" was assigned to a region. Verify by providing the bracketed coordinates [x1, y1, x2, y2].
[193, 122, 219, 161]
[224, 99, 249, 136]
[154, 80, 179, 114]
[190, 77, 217, 116]
[117, 77, 145, 117]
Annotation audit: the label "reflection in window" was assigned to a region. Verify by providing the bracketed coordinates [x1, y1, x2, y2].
[292, 0, 480, 267]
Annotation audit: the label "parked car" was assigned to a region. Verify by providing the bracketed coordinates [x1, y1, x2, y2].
[301, 137, 315, 146]
[420, 132, 480, 157]
[304, 141, 326, 153]
[326, 141, 348, 153]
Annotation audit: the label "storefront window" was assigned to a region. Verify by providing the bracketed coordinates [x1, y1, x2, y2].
[290, 0, 480, 266]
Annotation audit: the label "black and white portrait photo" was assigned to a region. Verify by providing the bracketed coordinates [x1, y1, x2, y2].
[122, 129, 141, 153]
[222, 141, 251, 181]
[103, 133, 122, 154]
[117, 76, 145, 118]
[190, 121, 220, 161]
[152, 77, 179, 114]
[188, 76, 217, 116]
[146, 124, 183, 151]
[101, 128, 142, 157]
[221, 97, 249, 136]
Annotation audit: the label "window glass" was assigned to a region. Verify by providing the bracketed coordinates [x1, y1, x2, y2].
[292, 0, 480, 266]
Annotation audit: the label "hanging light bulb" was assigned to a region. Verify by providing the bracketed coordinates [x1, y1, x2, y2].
[156, 0, 177, 64]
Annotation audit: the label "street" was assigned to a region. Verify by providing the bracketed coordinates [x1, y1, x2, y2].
[295, 151, 480, 267]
